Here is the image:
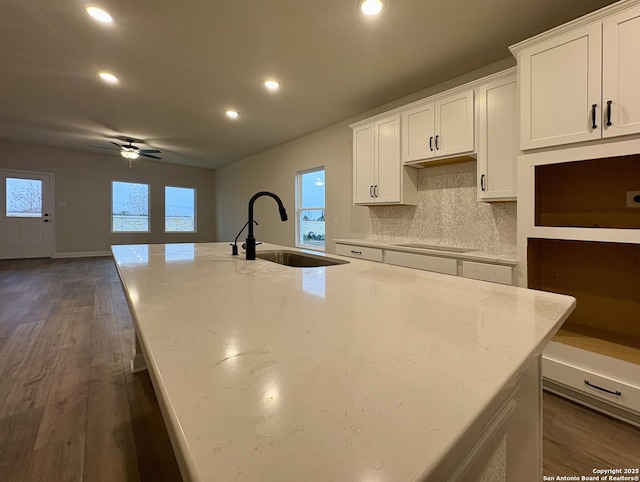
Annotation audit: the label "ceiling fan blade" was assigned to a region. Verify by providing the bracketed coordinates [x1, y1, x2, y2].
[139, 149, 161, 154]
[140, 153, 162, 160]
[110, 141, 123, 148]
[89, 144, 119, 151]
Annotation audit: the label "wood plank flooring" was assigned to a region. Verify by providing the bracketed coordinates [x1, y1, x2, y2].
[0, 257, 638, 481]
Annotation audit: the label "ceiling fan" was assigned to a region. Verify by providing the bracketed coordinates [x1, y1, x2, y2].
[90, 138, 162, 166]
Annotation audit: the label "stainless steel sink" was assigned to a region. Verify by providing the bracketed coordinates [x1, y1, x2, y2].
[394, 244, 473, 253]
[256, 250, 349, 267]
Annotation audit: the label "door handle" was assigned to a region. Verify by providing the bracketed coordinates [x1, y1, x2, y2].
[591, 104, 597, 130]
[480, 174, 486, 192]
[435, 135, 440, 150]
[369, 185, 373, 198]
[606, 100, 612, 127]
[374, 185, 378, 197]
[429, 136, 433, 151]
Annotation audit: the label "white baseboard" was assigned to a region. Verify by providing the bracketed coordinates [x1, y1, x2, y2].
[53, 251, 112, 258]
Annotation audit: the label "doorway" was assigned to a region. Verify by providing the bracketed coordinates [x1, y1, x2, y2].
[0, 169, 54, 259]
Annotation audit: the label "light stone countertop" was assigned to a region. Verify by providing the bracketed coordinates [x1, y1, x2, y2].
[333, 238, 517, 265]
[111, 242, 574, 482]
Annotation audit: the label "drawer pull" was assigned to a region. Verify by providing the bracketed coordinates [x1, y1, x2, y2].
[350, 250, 362, 255]
[584, 379, 621, 396]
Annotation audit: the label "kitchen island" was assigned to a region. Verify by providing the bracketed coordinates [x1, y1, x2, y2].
[111, 242, 575, 481]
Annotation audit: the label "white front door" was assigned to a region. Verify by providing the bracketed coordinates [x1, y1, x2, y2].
[0, 170, 53, 259]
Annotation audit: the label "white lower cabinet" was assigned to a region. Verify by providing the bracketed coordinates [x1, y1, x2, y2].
[335, 242, 514, 285]
[335, 243, 383, 262]
[385, 250, 457, 275]
[462, 261, 513, 285]
[543, 342, 640, 424]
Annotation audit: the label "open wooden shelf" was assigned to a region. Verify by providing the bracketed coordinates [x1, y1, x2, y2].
[534, 154, 640, 229]
[553, 322, 640, 366]
[529, 238, 640, 367]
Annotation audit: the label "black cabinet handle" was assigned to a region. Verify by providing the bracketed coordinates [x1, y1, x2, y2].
[435, 135, 440, 150]
[591, 104, 597, 129]
[606, 100, 612, 126]
[480, 174, 486, 192]
[374, 185, 378, 197]
[350, 250, 362, 255]
[429, 136, 433, 151]
[369, 185, 373, 198]
[584, 379, 621, 396]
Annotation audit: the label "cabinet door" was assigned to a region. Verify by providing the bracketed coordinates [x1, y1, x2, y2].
[434, 90, 474, 158]
[375, 115, 401, 203]
[602, 5, 640, 139]
[519, 23, 602, 150]
[477, 75, 518, 201]
[353, 123, 375, 204]
[401, 102, 435, 163]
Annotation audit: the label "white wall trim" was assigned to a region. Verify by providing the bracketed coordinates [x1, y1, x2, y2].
[53, 251, 112, 259]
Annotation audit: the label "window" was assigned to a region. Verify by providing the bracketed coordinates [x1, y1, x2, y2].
[6, 177, 42, 217]
[165, 186, 196, 232]
[297, 167, 325, 250]
[112, 181, 149, 232]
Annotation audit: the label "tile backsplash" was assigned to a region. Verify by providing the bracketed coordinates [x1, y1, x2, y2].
[368, 161, 516, 254]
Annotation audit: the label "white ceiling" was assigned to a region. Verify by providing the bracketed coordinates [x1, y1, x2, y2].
[0, 0, 617, 170]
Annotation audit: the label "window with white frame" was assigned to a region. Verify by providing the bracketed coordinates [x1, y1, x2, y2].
[165, 186, 196, 232]
[112, 181, 150, 232]
[296, 167, 325, 250]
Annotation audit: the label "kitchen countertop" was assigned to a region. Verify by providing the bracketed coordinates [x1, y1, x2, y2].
[334, 238, 517, 265]
[111, 242, 574, 481]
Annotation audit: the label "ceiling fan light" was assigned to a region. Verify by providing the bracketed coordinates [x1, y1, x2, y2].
[226, 110, 240, 119]
[120, 150, 139, 159]
[86, 6, 113, 23]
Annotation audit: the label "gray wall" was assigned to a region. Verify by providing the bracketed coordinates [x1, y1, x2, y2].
[0, 139, 217, 256]
[215, 58, 516, 254]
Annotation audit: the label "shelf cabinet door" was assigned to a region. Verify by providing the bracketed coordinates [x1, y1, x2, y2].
[477, 74, 518, 201]
[434, 90, 474, 158]
[401, 102, 435, 163]
[518, 23, 602, 150]
[602, 5, 640, 139]
[375, 115, 401, 203]
[353, 123, 376, 204]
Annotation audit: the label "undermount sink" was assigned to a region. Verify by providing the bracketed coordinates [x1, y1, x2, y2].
[394, 244, 473, 253]
[256, 250, 349, 268]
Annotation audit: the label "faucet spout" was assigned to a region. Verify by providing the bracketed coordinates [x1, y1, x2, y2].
[246, 191, 288, 260]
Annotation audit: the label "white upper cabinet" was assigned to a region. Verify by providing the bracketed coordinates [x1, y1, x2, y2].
[476, 71, 518, 201]
[401, 90, 474, 164]
[513, 1, 640, 150]
[401, 102, 435, 162]
[434, 90, 475, 158]
[602, 6, 640, 138]
[352, 115, 417, 205]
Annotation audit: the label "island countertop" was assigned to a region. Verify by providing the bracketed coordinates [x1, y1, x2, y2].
[111, 242, 575, 481]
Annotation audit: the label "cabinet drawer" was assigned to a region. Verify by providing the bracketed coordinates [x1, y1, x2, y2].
[461, 261, 512, 285]
[543, 356, 640, 414]
[335, 244, 383, 262]
[384, 250, 457, 275]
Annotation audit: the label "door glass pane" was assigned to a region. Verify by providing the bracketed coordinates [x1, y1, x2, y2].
[298, 169, 325, 248]
[6, 178, 43, 217]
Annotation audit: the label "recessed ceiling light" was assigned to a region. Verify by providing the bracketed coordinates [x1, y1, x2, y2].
[264, 79, 281, 91]
[359, 0, 384, 16]
[86, 6, 113, 23]
[226, 110, 240, 119]
[98, 71, 119, 84]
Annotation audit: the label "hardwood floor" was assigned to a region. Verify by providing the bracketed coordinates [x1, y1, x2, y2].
[0, 257, 638, 481]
